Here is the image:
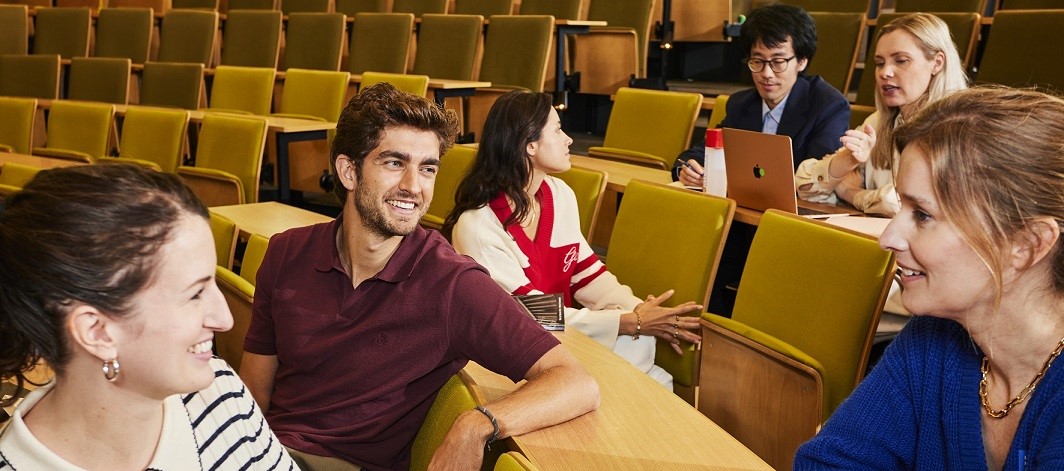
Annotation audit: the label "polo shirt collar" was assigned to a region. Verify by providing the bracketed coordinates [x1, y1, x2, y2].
[319, 213, 431, 284]
[313, 215, 345, 274]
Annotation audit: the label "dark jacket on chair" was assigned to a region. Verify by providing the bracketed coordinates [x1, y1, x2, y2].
[673, 74, 850, 180]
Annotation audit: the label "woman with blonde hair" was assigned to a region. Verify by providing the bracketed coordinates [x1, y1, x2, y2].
[0, 165, 296, 470]
[795, 13, 968, 216]
[795, 87, 1064, 469]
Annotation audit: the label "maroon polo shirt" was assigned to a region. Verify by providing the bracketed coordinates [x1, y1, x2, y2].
[244, 218, 558, 471]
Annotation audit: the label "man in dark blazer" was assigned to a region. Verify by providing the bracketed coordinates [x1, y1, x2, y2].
[674, 4, 850, 185]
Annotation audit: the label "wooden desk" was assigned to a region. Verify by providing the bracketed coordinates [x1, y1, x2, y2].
[569, 155, 671, 192]
[733, 200, 861, 226]
[210, 201, 332, 238]
[0, 152, 86, 169]
[463, 330, 772, 471]
[347, 74, 491, 108]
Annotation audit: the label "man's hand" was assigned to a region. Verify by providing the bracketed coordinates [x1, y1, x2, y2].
[427, 410, 491, 470]
[678, 159, 705, 188]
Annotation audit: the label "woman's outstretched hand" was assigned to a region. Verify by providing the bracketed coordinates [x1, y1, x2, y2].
[633, 290, 703, 355]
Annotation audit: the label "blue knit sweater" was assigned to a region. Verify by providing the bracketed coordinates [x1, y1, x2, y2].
[795, 316, 1064, 470]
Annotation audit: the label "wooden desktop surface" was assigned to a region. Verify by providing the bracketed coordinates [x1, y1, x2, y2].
[348, 74, 491, 91]
[0, 152, 86, 169]
[734, 200, 861, 226]
[210, 202, 332, 238]
[463, 330, 773, 471]
[36, 102, 338, 134]
[569, 155, 671, 192]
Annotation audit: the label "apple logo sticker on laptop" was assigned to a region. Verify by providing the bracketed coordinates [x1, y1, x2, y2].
[752, 164, 766, 179]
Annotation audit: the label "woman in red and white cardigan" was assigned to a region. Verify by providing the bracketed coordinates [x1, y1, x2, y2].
[443, 91, 703, 390]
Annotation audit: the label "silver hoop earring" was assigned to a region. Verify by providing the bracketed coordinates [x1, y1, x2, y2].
[102, 358, 120, 382]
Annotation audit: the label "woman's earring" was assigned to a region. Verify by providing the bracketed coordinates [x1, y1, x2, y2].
[102, 358, 120, 382]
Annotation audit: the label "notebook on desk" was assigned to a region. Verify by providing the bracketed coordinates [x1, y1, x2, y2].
[722, 128, 858, 218]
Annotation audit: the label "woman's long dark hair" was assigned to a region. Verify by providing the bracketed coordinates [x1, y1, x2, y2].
[441, 90, 553, 238]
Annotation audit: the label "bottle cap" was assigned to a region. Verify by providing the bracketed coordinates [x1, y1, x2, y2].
[705, 128, 723, 149]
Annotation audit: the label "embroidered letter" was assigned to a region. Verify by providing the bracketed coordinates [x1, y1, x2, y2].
[562, 246, 578, 272]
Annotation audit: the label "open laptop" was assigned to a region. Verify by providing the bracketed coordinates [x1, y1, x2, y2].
[722, 127, 859, 218]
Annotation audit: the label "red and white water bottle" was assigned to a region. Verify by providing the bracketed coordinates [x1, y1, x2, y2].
[703, 128, 727, 197]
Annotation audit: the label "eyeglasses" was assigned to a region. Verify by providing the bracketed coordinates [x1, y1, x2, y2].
[747, 56, 796, 73]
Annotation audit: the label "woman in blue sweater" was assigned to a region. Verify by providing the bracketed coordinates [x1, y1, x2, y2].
[795, 87, 1064, 470]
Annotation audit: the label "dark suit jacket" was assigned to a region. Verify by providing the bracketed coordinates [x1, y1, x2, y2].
[673, 74, 850, 180]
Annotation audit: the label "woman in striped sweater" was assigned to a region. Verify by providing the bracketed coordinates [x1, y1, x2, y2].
[0, 165, 296, 470]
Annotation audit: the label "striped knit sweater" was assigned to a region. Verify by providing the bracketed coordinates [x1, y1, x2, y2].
[0, 358, 297, 470]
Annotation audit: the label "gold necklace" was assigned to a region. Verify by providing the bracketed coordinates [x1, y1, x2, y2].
[519, 200, 540, 228]
[979, 337, 1064, 418]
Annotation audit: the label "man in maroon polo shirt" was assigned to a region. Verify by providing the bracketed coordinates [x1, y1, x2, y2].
[239, 83, 600, 471]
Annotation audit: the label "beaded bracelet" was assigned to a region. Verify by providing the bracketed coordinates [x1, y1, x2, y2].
[474, 405, 499, 451]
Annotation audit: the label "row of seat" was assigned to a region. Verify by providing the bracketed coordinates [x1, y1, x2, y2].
[0, 0, 656, 96]
[1, 95, 275, 204]
[803, 9, 1063, 103]
[787, 0, 1058, 14]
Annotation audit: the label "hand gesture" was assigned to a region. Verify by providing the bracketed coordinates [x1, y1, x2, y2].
[633, 290, 703, 355]
[678, 159, 705, 188]
[835, 170, 864, 205]
[840, 124, 877, 164]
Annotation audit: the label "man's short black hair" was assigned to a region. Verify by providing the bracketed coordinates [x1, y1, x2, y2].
[739, 3, 817, 62]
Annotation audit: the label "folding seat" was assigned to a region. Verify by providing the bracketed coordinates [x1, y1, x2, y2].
[608, 180, 735, 406]
[220, 9, 282, 68]
[347, 12, 415, 74]
[95, 7, 154, 64]
[282, 13, 346, 71]
[177, 113, 269, 205]
[587, 87, 702, 169]
[157, 9, 219, 66]
[33, 7, 91, 58]
[33, 100, 116, 163]
[0, 5, 28, 55]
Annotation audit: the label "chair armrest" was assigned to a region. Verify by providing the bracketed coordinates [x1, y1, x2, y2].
[177, 166, 246, 206]
[269, 113, 326, 122]
[202, 109, 254, 116]
[31, 147, 95, 163]
[702, 314, 826, 376]
[420, 214, 444, 230]
[0, 184, 21, 197]
[216, 265, 255, 301]
[586, 147, 668, 170]
[96, 156, 163, 171]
